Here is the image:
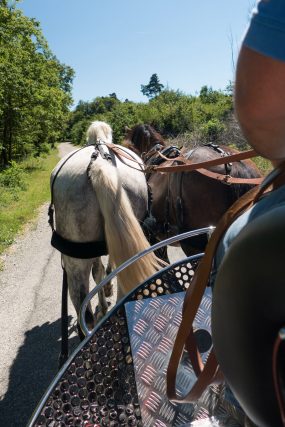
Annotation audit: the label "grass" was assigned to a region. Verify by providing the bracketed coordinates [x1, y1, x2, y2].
[0, 149, 60, 255]
[252, 156, 272, 176]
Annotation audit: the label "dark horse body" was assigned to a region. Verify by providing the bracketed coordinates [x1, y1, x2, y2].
[124, 124, 263, 256]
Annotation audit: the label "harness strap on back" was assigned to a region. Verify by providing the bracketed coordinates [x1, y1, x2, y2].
[204, 142, 233, 175]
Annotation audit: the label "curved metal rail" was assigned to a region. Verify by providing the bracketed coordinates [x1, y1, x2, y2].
[79, 226, 214, 336]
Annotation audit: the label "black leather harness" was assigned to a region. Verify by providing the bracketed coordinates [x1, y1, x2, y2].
[51, 230, 108, 259]
[49, 142, 111, 259]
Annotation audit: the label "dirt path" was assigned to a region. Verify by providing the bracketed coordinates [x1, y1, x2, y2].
[0, 142, 184, 426]
[0, 143, 87, 426]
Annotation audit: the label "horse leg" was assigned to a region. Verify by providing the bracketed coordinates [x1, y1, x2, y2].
[104, 259, 113, 297]
[63, 256, 95, 337]
[92, 258, 108, 320]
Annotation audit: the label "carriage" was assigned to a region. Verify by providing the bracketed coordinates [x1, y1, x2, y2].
[27, 122, 285, 426]
[28, 228, 247, 427]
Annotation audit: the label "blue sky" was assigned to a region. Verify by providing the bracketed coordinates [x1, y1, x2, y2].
[19, 0, 256, 107]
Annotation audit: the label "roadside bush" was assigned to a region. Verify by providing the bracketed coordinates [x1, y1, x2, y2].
[70, 119, 90, 145]
[0, 161, 26, 190]
[22, 157, 45, 172]
[200, 119, 225, 142]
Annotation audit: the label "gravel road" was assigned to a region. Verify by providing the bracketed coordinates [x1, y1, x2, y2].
[0, 142, 184, 426]
[0, 143, 82, 426]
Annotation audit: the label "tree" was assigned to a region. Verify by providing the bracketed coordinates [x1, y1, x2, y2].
[199, 85, 220, 104]
[141, 73, 164, 99]
[0, 2, 74, 165]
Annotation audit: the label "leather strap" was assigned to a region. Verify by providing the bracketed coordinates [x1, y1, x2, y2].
[108, 144, 263, 185]
[189, 167, 263, 185]
[105, 142, 145, 168]
[155, 148, 258, 172]
[51, 231, 108, 259]
[152, 148, 263, 185]
[167, 161, 285, 403]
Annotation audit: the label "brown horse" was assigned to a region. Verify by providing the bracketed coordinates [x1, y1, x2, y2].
[124, 124, 263, 256]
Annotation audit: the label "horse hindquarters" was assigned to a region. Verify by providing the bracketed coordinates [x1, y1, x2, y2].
[88, 160, 159, 296]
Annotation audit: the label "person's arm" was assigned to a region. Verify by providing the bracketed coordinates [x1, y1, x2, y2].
[235, 46, 285, 166]
[235, 0, 285, 166]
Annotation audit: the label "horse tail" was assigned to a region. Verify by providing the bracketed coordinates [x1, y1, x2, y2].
[86, 121, 113, 145]
[88, 160, 160, 294]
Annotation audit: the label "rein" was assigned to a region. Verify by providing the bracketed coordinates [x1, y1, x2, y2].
[104, 142, 145, 172]
[147, 147, 263, 186]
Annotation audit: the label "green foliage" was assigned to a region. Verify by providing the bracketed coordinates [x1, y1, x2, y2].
[70, 118, 90, 146]
[141, 73, 164, 99]
[252, 156, 272, 176]
[199, 85, 221, 104]
[200, 119, 225, 141]
[0, 148, 59, 253]
[148, 90, 194, 135]
[0, 2, 74, 166]
[66, 85, 238, 148]
[0, 161, 26, 190]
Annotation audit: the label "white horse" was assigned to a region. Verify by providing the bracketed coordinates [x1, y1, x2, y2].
[51, 121, 159, 332]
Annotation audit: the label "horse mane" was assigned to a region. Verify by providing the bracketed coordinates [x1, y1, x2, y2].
[124, 124, 166, 156]
[86, 121, 112, 145]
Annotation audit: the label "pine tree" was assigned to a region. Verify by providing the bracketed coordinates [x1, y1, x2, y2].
[141, 74, 164, 99]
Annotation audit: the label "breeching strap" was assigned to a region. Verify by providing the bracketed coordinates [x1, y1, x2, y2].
[167, 160, 285, 403]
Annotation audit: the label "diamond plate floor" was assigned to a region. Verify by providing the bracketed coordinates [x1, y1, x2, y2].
[125, 290, 243, 427]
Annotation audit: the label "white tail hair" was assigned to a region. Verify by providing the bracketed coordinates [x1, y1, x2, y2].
[89, 160, 160, 295]
[86, 121, 112, 145]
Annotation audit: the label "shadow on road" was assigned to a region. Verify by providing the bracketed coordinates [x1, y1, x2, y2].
[0, 317, 80, 427]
